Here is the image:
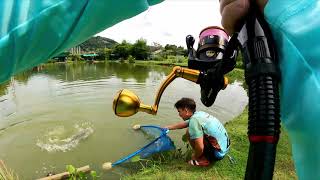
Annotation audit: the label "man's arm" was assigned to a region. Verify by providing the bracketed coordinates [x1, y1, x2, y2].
[164, 121, 188, 130]
[191, 137, 204, 160]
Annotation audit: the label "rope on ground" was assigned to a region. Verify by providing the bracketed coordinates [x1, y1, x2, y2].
[227, 154, 236, 164]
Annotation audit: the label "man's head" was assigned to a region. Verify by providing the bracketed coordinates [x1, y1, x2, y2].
[175, 98, 196, 120]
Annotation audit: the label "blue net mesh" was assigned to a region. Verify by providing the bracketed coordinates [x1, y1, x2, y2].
[112, 125, 175, 167]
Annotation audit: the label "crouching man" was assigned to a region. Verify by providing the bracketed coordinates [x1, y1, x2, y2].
[164, 97, 230, 166]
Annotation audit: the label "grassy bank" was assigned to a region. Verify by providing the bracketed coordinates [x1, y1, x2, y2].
[123, 107, 297, 180]
[135, 60, 244, 83]
[119, 67, 296, 179]
[134, 60, 188, 67]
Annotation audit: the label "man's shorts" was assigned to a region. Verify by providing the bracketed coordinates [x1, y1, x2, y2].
[203, 134, 229, 161]
[203, 143, 224, 161]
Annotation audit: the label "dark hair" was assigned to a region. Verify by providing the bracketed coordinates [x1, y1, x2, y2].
[174, 98, 196, 112]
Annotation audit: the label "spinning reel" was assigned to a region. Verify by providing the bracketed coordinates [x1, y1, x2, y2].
[186, 26, 237, 107]
[112, 26, 237, 117]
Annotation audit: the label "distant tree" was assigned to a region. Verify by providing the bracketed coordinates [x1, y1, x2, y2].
[112, 40, 132, 60]
[176, 46, 187, 56]
[97, 48, 112, 60]
[96, 48, 106, 60]
[160, 49, 173, 59]
[164, 44, 187, 56]
[131, 39, 150, 60]
[128, 55, 135, 63]
[104, 48, 113, 60]
[164, 44, 177, 55]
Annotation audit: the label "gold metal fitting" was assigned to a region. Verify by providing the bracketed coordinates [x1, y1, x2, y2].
[113, 89, 153, 117]
[112, 66, 200, 117]
[223, 76, 228, 89]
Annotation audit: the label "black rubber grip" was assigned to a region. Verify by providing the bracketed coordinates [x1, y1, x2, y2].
[247, 75, 281, 136]
[245, 142, 277, 180]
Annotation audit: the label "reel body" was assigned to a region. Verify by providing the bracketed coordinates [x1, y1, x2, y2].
[186, 26, 237, 107]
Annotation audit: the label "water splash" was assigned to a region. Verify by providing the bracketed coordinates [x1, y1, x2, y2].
[36, 122, 94, 152]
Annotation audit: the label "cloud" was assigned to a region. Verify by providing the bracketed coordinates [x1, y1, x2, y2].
[97, 0, 221, 47]
[162, 31, 172, 37]
[144, 21, 153, 27]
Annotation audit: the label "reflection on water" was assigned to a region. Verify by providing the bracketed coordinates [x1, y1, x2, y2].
[38, 62, 169, 83]
[0, 62, 247, 179]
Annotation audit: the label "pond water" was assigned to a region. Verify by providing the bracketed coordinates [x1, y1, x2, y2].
[0, 62, 248, 179]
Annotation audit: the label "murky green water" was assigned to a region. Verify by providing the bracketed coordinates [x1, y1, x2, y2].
[0, 62, 247, 179]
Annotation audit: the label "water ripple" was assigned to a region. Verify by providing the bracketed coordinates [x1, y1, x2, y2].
[36, 122, 94, 152]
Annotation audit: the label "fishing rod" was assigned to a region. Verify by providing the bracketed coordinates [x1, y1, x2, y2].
[112, 1, 280, 179]
[237, 1, 281, 179]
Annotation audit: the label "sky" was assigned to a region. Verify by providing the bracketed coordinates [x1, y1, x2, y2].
[97, 0, 221, 48]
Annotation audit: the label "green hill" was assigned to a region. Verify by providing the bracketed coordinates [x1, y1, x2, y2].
[79, 36, 118, 51]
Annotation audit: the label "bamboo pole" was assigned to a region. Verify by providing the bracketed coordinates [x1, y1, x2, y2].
[37, 165, 91, 180]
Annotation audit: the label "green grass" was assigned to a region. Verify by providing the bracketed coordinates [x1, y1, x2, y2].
[0, 160, 19, 180]
[123, 108, 297, 180]
[225, 68, 245, 84]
